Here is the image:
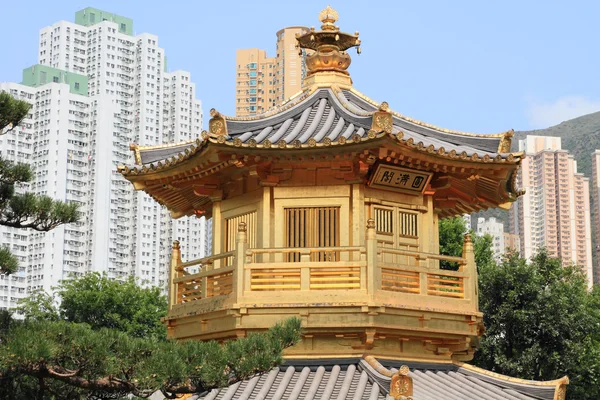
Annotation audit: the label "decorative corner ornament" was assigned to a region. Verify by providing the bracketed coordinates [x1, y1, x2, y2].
[371, 101, 393, 134]
[389, 365, 413, 400]
[209, 108, 227, 136]
[498, 129, 514, 153]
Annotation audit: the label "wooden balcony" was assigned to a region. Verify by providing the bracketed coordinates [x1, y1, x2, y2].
[169, 219, 477, 312]
[166, 219, 480, 361]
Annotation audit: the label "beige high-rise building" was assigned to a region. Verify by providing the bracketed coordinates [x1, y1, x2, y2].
[510, 136, 592, 287]
[591, 150, 600, 284]
[274, 26, 308, 104]
[235, 49, 275, 116]
[235, 26, 308, 117]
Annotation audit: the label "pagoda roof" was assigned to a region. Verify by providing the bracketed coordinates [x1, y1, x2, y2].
[121, 86, 520, 178]
[183, 356, 566, 400]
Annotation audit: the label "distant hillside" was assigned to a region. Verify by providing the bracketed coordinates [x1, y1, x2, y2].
[514, 110, 600, 180]
[472, 110, 600, 232]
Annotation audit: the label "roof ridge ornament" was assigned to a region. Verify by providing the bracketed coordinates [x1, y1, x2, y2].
[390, 365, 414, 400]
[296, 6, 361, 88]
[208, 108, 227, 137]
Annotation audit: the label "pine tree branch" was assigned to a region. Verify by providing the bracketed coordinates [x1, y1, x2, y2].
[0, 192, 79, 232]
[0, 92, 31, 135]
[0, 317, 303, 398]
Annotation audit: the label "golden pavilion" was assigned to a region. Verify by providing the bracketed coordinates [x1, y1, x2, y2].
[119, 7, 567, 400]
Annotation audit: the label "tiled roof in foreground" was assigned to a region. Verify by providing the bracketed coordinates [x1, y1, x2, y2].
[188, 356, 566, 400]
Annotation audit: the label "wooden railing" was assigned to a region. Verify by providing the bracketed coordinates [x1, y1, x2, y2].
[168, 219, 477, 311]
[245, 247, 366, 291]
[378, 248, 468, 299]
[169, 247, 235, 305]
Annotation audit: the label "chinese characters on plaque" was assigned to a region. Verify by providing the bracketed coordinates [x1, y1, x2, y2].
[368, 164, 432, 194]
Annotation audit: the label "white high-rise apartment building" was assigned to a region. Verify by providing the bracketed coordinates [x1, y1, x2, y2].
[0, 74, 92, 309]
[0, 8, 209, 310]
[510, 136, 592, 287]
[477, 217, 505, 257]
[476, 217, 520, 262]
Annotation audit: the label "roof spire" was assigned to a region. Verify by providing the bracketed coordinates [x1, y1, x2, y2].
[296, 6, 361, 88]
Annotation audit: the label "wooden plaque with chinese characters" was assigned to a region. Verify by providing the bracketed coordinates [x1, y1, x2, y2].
[368, 164, 432, 194]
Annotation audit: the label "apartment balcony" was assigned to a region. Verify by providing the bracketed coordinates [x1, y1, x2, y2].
[166, 220, 479, 360]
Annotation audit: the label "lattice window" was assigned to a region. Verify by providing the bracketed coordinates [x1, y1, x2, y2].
[374, 208, 393, 234]
[285, 206, 340, 261]
[399, 211, 418, 237]
[225, 211, 257, 253]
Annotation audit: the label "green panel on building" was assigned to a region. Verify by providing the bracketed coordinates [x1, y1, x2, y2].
[21, 65, 88, 96]
[75, 7, 133, 35]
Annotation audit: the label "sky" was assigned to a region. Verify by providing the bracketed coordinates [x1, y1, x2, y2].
[2, 0, 599, 133]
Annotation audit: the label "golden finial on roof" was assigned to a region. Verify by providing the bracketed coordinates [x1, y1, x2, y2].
[319, 5, 339, 31]
[297, 6, 361, 86]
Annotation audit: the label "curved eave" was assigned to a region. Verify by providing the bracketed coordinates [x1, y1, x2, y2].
[119, 130, 523, 180]
[118, 137, 210, 179]
[212, 131, 523, 164]
[454, 361, 569, 388]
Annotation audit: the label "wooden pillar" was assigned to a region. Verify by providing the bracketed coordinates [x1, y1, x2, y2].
[352, 184, 365, 247]
[168, 240, 182, 309]
[366, 218, 380, 300]
[212, 200, 222, 265]
[262, 186, 271, 262]
[462, 233, 477, 309]
[233, 221, 248, 304]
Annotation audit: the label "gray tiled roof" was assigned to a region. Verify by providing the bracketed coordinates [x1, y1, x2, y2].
[339, 90, 504, 155]
[187, 358, 563, 400]
[137, 141, 196, 165]
[224, 88, 507, 159]
[129, 87, 516, 171]
[226, 89, 371, 146]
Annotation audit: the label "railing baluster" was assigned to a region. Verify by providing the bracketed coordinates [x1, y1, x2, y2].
[169, 241, 182, 310]
[300, 249, 311, 290]
[462, 233, 477, 308]
[234, 222, 248, 303]
[366, 218, 379, 299]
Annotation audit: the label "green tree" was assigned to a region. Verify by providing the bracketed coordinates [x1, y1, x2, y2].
[474, 250, 600, 400]
[4, 273, 303, 398]
[0, 92, 79, 274]
[438, 216, 494, 270]
[18, 273, 169, 340]
[0, 317, 302, 399]
[438, 216, 466, 270]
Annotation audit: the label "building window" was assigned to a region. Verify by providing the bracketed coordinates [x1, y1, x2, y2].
[90, 13, 96, 23]
[52, 76, 59, 83]
[285, 207, 340, 262]
[399, 211, 418, 237]
[225, 211, 257, 255]
[249, 63, 257, 69]
[249, 80, 257, 86]
[249, 71, 257, 78]
[374, 208, 393, 235]
[120, 23, 126, 32]
[74, 82, 80, 90]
